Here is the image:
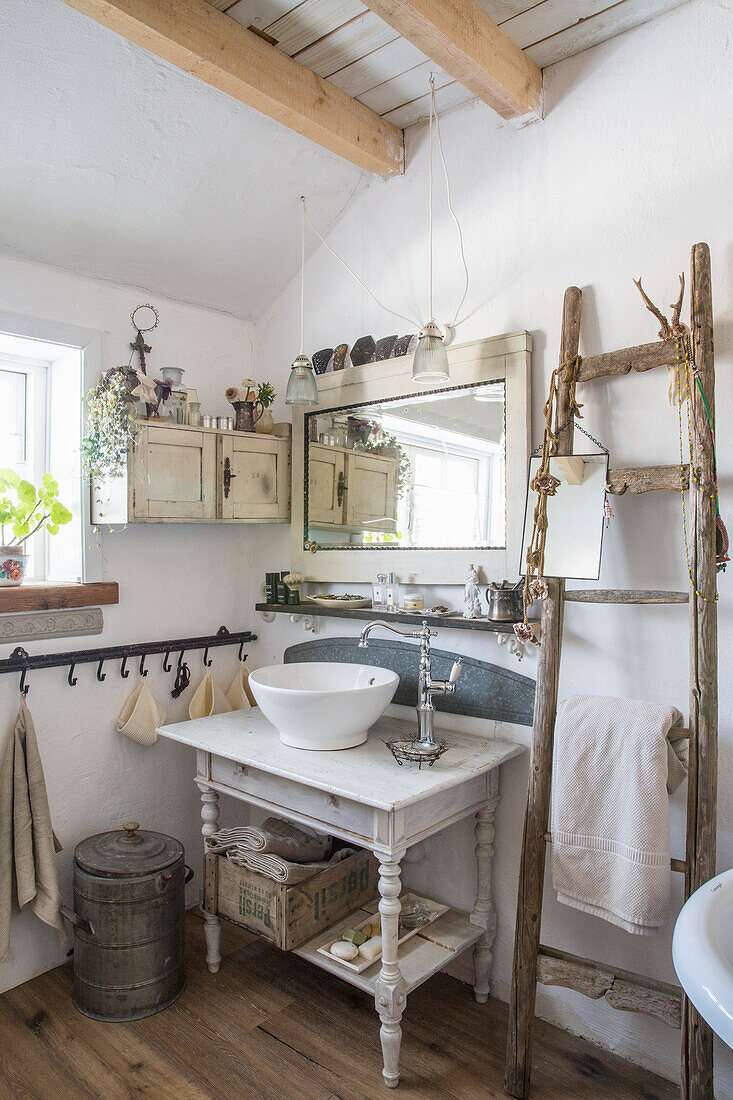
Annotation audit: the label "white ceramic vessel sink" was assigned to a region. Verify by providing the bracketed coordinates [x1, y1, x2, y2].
[673, 867, 733, 1047]
[247, 662, 399, 750]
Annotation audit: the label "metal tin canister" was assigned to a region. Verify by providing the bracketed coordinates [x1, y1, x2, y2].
[70, 822, 192, 1022]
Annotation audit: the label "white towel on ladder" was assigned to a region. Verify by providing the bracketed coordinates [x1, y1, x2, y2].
[551, 695, 688, 935]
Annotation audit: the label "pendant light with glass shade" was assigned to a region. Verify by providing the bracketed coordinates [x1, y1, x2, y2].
[296, 78, 469, 387]
[285, 198, 319, 406]
[412, 75, 469, 385]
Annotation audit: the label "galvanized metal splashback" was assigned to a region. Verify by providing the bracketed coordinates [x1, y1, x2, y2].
[284, 637, 536, 727]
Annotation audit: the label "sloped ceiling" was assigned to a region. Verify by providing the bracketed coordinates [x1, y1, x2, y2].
[0, 0, 369, 319]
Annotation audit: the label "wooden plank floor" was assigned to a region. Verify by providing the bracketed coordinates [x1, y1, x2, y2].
[0, 912, 678, 1099]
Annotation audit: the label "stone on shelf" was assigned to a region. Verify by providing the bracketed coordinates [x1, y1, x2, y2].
[392, 334, 417, 358]
[332, 344, 350, 371]
[375, 335, 398, 360]
[350, 336, 376, 366]
[312, 349, 332, 375]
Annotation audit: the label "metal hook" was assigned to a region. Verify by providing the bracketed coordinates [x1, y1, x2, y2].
[202, 646, 212, 667]
[238, 643, 246, 662]
[162, 650, 172, 672]
[120, 655, 130, 679]
[68, 663, 78, 687]
[139, 654, 148, 677]
[97, 659, 106, 682]
[19, 668, 29, 696]
[177, 649, 186, 670]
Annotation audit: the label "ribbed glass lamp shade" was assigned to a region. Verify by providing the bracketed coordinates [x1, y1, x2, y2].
[285, 353, 319, 406]
[412, 321, 450, 383]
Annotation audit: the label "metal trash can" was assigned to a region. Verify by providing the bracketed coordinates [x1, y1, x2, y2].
[69, 821, 192, 1021]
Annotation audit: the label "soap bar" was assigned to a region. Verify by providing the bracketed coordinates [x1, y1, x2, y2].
[358, 935, 382, 961]
[330, 941, 359, 961]
[342, 929, 367, 946]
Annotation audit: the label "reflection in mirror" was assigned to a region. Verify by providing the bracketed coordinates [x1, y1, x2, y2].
[304, 381, 505, 550]
[520, 454, 609, 580]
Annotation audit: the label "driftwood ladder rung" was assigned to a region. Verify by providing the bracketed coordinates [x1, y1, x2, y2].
[505, 243, 717, 1100]
[537, 946, 683, 1029]
[564, 589, 689, 604]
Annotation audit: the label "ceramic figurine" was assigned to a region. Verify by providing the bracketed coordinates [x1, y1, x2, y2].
[463, 564, 482, 619]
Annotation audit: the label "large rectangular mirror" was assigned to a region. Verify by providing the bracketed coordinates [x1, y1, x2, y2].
[305, 380, 505, 550]
[291, 333, 530, 583]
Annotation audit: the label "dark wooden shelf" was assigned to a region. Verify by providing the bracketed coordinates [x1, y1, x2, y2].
[0, 581, 119, 614]
[255, 602, 519, 634]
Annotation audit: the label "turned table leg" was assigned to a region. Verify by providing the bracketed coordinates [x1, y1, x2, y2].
[472, 795, 498, 1004]
[374, 849, 408, 1088]
[196, 781, 222, 974]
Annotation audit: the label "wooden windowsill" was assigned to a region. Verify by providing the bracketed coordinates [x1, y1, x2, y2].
[0, 581, 119, 614]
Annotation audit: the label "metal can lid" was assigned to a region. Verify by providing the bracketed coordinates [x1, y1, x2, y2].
[74, 822, 183, 878]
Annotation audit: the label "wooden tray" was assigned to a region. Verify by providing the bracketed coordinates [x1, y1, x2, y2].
[316, 893, 448, 974]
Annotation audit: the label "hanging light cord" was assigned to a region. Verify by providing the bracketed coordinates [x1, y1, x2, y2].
[431, 77, 470, 328]
[428, 75, 435, 322]
[299, 196, 306, 354]
[299, 76, 470, 334]
[301, 197, 421, 330]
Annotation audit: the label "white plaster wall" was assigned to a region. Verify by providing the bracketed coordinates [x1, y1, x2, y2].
[255, 0, 733, 1089]
[0, 256, 264, 993]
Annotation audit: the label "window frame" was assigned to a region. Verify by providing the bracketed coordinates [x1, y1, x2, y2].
[0, 310, 103, 585]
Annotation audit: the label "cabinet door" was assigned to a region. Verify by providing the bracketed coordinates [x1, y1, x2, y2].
[345, 452, 398, 533]
[220, 434, 290, 521]
[132, 426, 216, 521]
[307, 444, 346, 527]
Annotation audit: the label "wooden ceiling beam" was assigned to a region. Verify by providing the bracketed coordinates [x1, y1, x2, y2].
[61, 0, 404, 176]
[362, 0, 542, 119]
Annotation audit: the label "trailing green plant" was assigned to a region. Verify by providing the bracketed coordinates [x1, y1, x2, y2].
[0, 469, 72, 548]
[364, 429, 411, 499]
[81, 366, 140, 480]
[257, 381, 277, 408]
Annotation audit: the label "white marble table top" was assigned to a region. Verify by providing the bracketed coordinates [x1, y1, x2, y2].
[157, 708, 524, 812]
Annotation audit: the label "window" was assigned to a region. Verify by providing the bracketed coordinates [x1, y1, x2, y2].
[0, 332, 85, 582]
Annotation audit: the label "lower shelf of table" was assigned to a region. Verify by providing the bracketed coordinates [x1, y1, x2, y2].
[293, 901, 484, 996]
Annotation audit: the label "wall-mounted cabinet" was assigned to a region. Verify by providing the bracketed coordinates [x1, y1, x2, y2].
[307, 443, 398, 534]
[92, 423, 290, 525]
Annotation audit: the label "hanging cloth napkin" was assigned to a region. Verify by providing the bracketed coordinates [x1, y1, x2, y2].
[0, 699, 65, 961]
[226, 663, 255, 711]
[551, 695, 688, 935]
[221, 846, 354, 885]
[206, 817, 331, 863]
[117, 680, 166, 746]
[189, 672, 232, 720]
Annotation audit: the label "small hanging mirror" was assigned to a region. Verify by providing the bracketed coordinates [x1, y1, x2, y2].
[519, 453, 609, 581]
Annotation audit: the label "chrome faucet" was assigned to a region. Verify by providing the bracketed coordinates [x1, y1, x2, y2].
[359, 620, 463, 754]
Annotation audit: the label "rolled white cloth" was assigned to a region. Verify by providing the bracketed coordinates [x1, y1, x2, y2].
[551, 694, 688, 935]
[206, 817, 331, 863]
[225, 846, 355, 885]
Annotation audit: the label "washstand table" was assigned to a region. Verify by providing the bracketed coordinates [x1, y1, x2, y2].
[157, 708, 523, 1088]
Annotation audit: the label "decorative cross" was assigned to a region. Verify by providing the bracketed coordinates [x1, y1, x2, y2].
[130, 329, 151, 375]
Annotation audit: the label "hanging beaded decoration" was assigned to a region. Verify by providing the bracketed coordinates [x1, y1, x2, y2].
[676, 335, 727, 600]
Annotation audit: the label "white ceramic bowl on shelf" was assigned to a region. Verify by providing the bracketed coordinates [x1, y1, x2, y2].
[248, 662, 399, 750]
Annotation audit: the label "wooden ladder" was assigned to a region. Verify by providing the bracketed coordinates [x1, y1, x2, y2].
[505, 242, 718, 1099]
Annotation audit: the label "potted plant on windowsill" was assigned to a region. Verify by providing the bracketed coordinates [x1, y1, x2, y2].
[0, 470, 73, 586]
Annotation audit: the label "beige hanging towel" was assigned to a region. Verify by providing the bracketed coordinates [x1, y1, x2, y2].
[551, 695, 687, 935]
[117, 680, 166, 746]
[226, 663, 255, 711]
[189, 672, 232, 720]
[0, 699, 65, 961]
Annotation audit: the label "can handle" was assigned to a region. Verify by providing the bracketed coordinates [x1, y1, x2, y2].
[157, 864, 194, 892]
[60, 904, 94, 937]
[184, 864, 194, 884]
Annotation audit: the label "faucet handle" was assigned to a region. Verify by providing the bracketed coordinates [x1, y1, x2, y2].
[449, 658, 464, 684]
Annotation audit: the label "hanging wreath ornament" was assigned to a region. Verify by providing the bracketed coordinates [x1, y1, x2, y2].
[515, 354, 584, 644]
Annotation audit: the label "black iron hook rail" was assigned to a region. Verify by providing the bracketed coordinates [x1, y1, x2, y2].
[0, 625, 257, 695]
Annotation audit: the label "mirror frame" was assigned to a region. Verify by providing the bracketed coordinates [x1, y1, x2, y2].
[291, 331, 531, 584]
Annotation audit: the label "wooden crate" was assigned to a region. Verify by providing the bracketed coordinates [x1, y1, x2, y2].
[204, 848, 379, 951]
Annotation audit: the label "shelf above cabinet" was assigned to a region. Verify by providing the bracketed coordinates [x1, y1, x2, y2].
[255, 602, 519, 634]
